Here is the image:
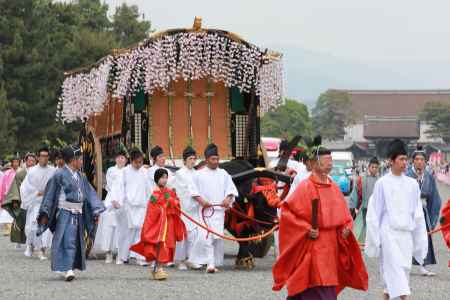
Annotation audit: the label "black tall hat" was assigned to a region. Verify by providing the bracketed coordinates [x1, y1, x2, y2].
[182, 146, 197, 160]
[387, 139, 407, 160]
[412, 144, 427, 160]
[150, 146, 163, 160]
[310, 135, 331, 157]
[113, 142, 128, 158]
[61, 145, 81, 162]
[204, 143, 219, 158]
[279, 140, 289, 152]
[369, 157, 380, 165]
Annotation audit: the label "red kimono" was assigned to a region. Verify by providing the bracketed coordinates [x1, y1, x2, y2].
[130, 187, 186, 263]
[272, 175, 368, 297]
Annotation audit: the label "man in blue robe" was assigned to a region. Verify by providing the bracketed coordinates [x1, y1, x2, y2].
[37, 145, 105, 281]
[406, 145, 442, 276]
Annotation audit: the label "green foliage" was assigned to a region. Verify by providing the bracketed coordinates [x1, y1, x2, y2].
[0, 83, 17, 156]
[420, 101, 450, 143]
[0, 0, 152, 159]
[261, 99, 312, 139]
[112, 3, 153, 47]
[311, 90, 356, 141]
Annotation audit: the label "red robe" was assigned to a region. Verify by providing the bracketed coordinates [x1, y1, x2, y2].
[130, 187, 186, 263]
[440, 200, 450, 267]
[272, 175, 368, 296]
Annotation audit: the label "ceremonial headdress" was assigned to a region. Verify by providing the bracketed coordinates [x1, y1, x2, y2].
[387, 139, 407, 160]
[412, 145, 427, 160]
[182, 146, 197, 160]
[114, 142, 128, 158]
[129, 147, 143, 161]
[61, 145, 81, 163]
[310, 135, 331, 158]
[279, 140, 289, 152]
[150, 146, 164, 161]
[369, 157, 380, 165]
[204, 143, 219, 158]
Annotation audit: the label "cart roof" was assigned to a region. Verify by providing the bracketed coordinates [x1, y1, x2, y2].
[58, 17, 284, 122]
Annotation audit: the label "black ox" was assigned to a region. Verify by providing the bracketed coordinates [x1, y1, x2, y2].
[219, 160, 291, 269]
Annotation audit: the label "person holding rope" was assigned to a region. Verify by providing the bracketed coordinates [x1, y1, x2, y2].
[131, 168, 186, 280]
[171, 146, 202, 270]
[188, 144, 238, 274]
[365, 139, 428, 300]
[272, 139, 368, 299]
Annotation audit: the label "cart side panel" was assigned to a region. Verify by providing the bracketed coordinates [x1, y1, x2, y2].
[150, 89, 170, 152]
[191, 79, 209, 156]
[211, 82, 231, 158]
[172, 81, 189, 157]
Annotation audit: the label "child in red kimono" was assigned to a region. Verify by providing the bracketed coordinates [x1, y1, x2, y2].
[131, 168, 186, 280]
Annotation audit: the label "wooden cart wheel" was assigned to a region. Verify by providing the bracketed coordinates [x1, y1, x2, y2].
[79, 126, 103, 258]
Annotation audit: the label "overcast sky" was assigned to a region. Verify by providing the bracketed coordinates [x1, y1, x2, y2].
[103, 0, 450, 101]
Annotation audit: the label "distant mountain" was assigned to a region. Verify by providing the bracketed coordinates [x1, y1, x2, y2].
[270, 45, 450, 108]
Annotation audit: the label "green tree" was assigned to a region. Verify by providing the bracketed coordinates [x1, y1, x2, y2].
[312, 90, 356, 141]
[0, 0, 152, 155]
[0, 82, 17, 158]
[112, 3, 152, 47]
[420, 101, 450, 143]
[261, 99, 312, 139]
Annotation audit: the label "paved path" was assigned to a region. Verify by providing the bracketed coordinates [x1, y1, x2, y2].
[1, 184, 449, 300]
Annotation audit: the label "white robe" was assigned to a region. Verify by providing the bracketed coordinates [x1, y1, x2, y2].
[92, 165, 124, 253]
[170, 166, 199, 261]
[288, 171, 311, 196]
[188, 167, 238, 267]
[113, 165, 151, 261]
[20, 165, 55, 248]
[365, 172, 428, 299]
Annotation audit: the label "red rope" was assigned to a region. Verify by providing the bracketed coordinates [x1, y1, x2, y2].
[428, 223, 450, 235]
[176, 206, 278, 242]
[228, 206, 277, 226]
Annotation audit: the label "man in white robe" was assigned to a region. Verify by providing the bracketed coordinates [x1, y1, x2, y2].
[365, 139, 428, 300]
[112, 148, 151, 265]
[188, 144, 238, 273]
[171, 146, 200, 270]
[20, 147, 55, 260]
[92, 149, 127, 263]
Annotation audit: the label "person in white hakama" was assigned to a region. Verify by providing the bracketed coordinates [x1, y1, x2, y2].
[188, 144, 238, 273]
[171, 146, 200, 270]
[112, 148, 151, 266]
[365, 139, 428, 300]
[92, 149, 127, 263]
[20, 147, 55, 260]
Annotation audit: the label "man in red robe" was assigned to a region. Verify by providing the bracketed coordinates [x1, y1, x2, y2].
[131, 168, 186, 280]
[272, 140, 368, 299]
